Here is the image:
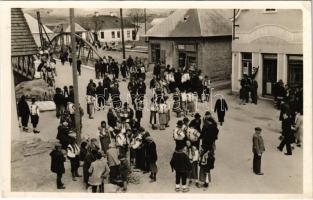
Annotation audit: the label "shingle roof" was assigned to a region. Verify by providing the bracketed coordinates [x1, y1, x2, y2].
[80, 15, 136, 30]
[146, 9, 232, 38]
[11, 8, 38, 56]
[24, 13, 54, 34]
[53, 23, 87, 33]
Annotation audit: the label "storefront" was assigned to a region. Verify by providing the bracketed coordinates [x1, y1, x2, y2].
[176, 44, 198, 68]
[231, 9, 303, 96]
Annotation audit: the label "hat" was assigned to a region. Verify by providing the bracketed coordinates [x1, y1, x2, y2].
[68, 132, 77, 138]
[194, 113, 201, 119]
[177, 120, 183, 127]
[255, 127, 262, 131]
[205, 111, 211, 116]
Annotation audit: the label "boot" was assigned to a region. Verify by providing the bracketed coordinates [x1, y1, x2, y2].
[72, 173, 77, 181]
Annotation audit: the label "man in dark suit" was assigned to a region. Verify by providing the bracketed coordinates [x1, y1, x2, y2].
[252, 127, 265, 175]
[50, 143, 66, 189]
[277, 113, 293, 155]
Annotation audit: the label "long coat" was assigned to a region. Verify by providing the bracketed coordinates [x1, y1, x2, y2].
[252, 133, 265, 155]
[214, 98, 228, 123]
[145, 140, 158, 163]
[50, 149, 65, 174]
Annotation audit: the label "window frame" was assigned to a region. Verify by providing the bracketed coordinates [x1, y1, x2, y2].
[111, 31, 115, 39]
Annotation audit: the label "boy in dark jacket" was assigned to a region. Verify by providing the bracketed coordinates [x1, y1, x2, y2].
[50, 143, 66, 189]
[170, 147, 192, 192]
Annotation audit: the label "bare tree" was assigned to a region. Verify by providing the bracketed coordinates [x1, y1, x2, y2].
[127, 9, 145, 39]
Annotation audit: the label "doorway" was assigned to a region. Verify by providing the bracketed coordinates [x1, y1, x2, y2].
[178, 52, 197, 69]
[262, 54, 277, 96]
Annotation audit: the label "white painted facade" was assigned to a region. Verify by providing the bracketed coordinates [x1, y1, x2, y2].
[97, 28, 139, 43]
[232, 9, 303, 96]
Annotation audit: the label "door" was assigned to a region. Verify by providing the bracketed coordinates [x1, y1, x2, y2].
[262, 54, 277, 95]
[178, 52, 186, 68]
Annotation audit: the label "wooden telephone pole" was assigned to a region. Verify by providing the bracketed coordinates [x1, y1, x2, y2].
[69, 8, 81, 144]
[120, 8, 126, 59]
[232, 9, 240, 40]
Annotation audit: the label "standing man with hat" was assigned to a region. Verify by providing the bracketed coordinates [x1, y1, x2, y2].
[50, 143, 66, 189]
[252, 127, 265, 175]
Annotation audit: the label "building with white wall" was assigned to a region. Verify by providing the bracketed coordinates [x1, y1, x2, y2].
[232, 9, 303, 96]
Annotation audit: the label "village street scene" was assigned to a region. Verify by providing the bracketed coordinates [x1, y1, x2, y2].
[11, 8, 303, 194]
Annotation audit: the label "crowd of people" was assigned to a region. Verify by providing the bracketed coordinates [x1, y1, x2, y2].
[16, 48, 302, 193]
[239, 75, 303, 157]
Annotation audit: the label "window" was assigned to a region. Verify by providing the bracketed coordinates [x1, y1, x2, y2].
[288, 55, 303, 87]
[117, 31, 120, 38]
[177, 44, 196, 52]
[111, 31, 115, 38]
[264, 8, 277, 13]
[241, 52, 252, 76]
[100, 32, 104, 39]
[127, 30, 130, 38]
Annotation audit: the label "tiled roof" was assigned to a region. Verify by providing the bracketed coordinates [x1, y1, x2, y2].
[11, 8, 38, 56]
[146, 9, 232, 38]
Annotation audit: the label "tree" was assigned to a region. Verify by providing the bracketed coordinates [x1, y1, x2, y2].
[127, 9, 145, 40]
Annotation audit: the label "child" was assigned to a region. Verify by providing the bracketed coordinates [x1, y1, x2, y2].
[118, 154, 130, 192]
[198, 150, 215, 188]
[30, 98, 40, 134]
[170, 146, 192, 192]
[185, 140, 199, 187]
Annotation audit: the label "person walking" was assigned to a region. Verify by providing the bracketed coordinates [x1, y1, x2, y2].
[29, 98, 40, 133]
[53, 88, 66, 118]
[17, 95, 30, 132]
[170, 146, 192, 192]
[96, 82, 105, 110]
[145, 136, 158, 182]
[252, 127, 265, 175]
[50, 143, 66, 189]
[88, 152, 110, 193]
[67, 133, 81, 181]
[214, 98, 228, 126]
[277, 113, 293, 155]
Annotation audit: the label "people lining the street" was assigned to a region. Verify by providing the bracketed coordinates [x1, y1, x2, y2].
[21, 50, 303, 193]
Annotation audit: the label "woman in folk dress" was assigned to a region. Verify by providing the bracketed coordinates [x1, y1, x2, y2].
[158, 99, 169, 130]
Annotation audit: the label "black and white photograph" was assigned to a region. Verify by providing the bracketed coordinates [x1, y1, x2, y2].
[0, 1, 312, 198]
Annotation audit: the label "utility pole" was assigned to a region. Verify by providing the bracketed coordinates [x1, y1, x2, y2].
[36, 11, 44, 48]
[120, 8, 126, 59]
[70, 8, 81, 144]
[232, 9, 239, 40]
[144, 8, 147, 34]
